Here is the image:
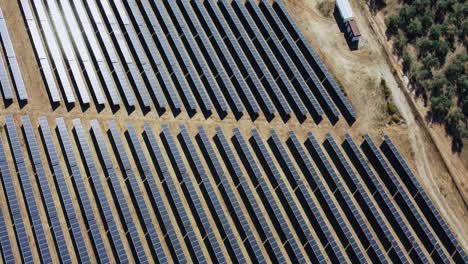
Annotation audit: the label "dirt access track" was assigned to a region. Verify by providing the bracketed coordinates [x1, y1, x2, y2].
[282, 0, 467, 248]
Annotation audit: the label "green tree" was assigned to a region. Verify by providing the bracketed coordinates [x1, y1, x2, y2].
[402, 51, 413, 73]
[407, 18, 423, 39]
[431, 95, 452, 121]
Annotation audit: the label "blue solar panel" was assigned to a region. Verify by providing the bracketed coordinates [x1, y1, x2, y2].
[138, 0, 198, 113]
[205, 0, 298, 121]
[304, 132, 367, 263]
[21, 116, 76, 263]
[176, 1, 248, 116]
[81, 0, 135, 107]
[165, 1, 229, 115]
[381, 135, 466, 261]
[38, 117, 93, 263]
[151, 1, 213, 113]
[144, 124, 207, 264]
[178, 125, 246, 263]
[251, 129, 326, 263]
[188, 0, 263, 116]
[4, 115, 52, 263]
[285, 131, 348, 263]
[0, 54, 12, 100]
[363, 135, 450, 263]
[197, 126, 266, 263]
[0, 200, 15, 263]
[107, 121, 167, 263]
[339, 134, 410, 263]
[214, 127, 285, 263]
[323, 134, 390, 264]
[72, 118, 128, 263]
[160, 124, 225, 263]
[358, 135, 431, 263]
[126, 123, 187, 263]
[271, 0, 355, 124]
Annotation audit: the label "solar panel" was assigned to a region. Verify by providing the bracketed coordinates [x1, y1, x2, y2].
[81, 0, 135, 107]
[250, 129, 326, 263]
[188, 0, 263, 116]
[165, 1, 229, 115]
[283, 131, 348, 262]
[272, 0, 356, 124]
[362, 135, 450, 263]
[0, 12, 28, 102]
[111, 0, 167, 110]
[4, 115, 52, 263]
[204, 0, 300, 122]
[357, 135, 431, 263]
[37, 117, 93, 263]
[323, 134, 390, 263]
[160, 124, 225, 263]
[139, 0, 198, 113]
[0, 190, 15, 264]
[96, 0, 152, 109]
[304, 132, 368, 263]
[151, 1, 213, 113]
[125, 123, 187, 263]
[214, 127, 285, 263]
[236, 128, 307, 262]
[244, 0, 324, 120]
[196, 127, 266, 263]
[72, 118, 128, 263]
[177, 1, 246, 116]
[54, 0, 106, 106]
[177, 125, 246, 263]
[70, 0, 121, 106]
[341, 134, 411, 263]
[0, 54, 12, 100]
[143, 124, 207, 264]
[381, 136, 466, 261]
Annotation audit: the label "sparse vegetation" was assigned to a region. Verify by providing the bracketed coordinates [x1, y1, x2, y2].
[381, 78, 403, 124]
[383, 0, 467, 149]
[317, 0, 335, 17]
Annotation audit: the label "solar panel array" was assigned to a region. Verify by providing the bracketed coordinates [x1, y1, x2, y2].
[13, 0, 357, 125]
[1, 0, 467, 263]
[0, 115, 466, 263]
[0, 8, 28, 102]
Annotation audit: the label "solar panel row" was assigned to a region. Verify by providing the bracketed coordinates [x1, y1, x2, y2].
[90, 120, 148, 263]
[161, 124, 226, 263]
[381, 136, 467, 262]
[0, 134, 33, 263]
[4, 115, 52, 263]
[72, 119, 128, 263]
[197, 126, 266, 263]
[363, 135, 451, 263]
[271, 0, 356, 124]
[214, 127, 286, 263]
[0, 115, 466, 263]
[323, 134, 389, 264]
[143, 124, 207, 263]
[0, 8, 28, 102]
[233, 128, 307, 263]
[207, 0, 303, 122]
[305, 132, 367, 263]
[126, 123, 187, 263]
[21, 116, 75, 264]
[341, 134, 409, 263]
[0, 207, 14, 263]
[54, 117, 110, 263]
